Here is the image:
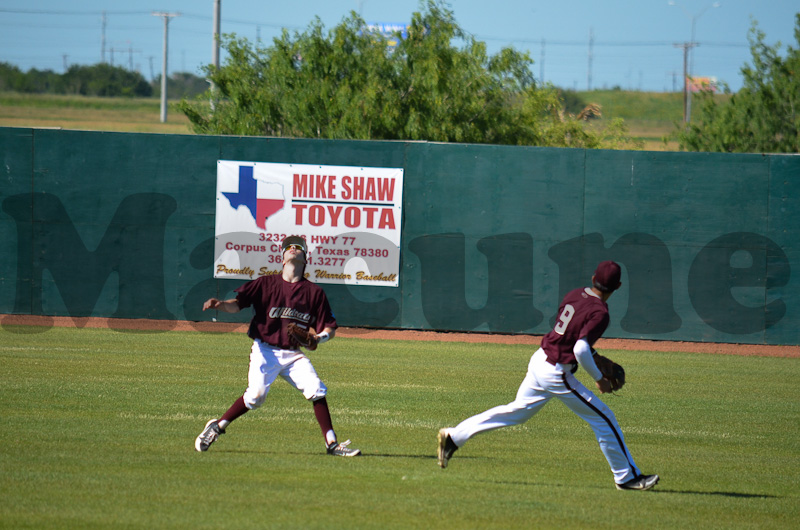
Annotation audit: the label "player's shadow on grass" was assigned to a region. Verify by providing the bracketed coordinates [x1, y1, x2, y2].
[367, 453, 432, 459]
[364, 452, 485, 462]
[472, 478, 779, 499]
[214, 449, 446, 460]
[656, 489, 778, 498]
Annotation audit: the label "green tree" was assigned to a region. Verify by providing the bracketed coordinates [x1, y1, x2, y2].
[0, 62, 152, 97]
[151, 72, 210, 99]
[674, 14, 800, 153]
[0, 63, 64, 93]
[179, 1, 639, 149]
[0, 62, 27, 91]
[63, 64, 152, 97]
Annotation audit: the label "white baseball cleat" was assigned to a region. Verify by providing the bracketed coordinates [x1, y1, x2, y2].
[616, 474, 660, 491]
[327, 439, 361, 457]
[195, 419, 223, 452]
[437, 428, 458, 468]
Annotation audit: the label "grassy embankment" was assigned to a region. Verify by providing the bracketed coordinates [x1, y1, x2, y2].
[0, 92, 192, 135]
[579, 90, 683, 151]
[0, 90, 723, 150]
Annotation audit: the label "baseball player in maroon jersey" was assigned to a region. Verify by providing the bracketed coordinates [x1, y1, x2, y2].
[194, 235, 360, 457]
[438, 261, 659, 490]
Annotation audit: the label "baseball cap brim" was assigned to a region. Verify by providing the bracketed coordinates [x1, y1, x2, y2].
[281, 236, 307, 253]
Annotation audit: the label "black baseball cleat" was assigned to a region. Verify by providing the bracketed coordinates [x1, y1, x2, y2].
[616, 474, 660, 491]
[195, 419, 224, 452]
[437, 428, 458, 468]
[327, 439, 361, 457]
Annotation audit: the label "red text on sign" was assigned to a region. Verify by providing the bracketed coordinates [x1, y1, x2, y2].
[292, 204, 396, 229]
[292, 173, 396, 202]
[293, 174, 336, 199]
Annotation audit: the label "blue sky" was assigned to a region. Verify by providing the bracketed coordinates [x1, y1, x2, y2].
[1, 0, 797, 92]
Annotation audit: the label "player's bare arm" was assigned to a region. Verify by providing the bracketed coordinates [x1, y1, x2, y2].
[202, 298, 241, 313]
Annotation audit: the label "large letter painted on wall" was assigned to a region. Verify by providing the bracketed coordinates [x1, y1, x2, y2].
[3, 193, 176, 322]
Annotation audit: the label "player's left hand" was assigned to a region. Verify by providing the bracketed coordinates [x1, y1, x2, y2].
[593, 353, 625, 392]
[287, 322, 319, 351]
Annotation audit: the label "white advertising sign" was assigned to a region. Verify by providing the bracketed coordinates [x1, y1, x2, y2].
[214, 161, 404, 287]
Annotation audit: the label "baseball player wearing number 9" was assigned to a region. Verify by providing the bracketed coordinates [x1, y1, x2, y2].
[194, 236, 360, 457]
[438, 261, 659, 491]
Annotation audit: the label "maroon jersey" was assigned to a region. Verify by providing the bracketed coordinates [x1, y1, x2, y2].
[235, 274, 337, 349]
[540, 287, 610, 364]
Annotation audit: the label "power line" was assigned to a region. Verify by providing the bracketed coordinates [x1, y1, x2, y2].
[0, 9, 151, 15]
[0, 8, 301, 30]
[1, 9, 751, 51]
[480, 35, 748, 48]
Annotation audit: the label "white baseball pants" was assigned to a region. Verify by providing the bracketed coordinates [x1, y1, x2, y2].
[448, 348, 641, 484]
[242, 339, 327, 409]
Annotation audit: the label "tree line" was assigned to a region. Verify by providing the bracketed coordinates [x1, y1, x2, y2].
[0, 62, 208, 99]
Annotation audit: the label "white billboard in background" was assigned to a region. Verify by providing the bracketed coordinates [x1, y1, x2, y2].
[214, 160, 404, 287]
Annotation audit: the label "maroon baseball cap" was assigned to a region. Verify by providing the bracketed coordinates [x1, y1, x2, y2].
[593, 261, 622, 292]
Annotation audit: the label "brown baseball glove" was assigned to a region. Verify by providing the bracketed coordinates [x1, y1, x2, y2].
[593, 352, 625, 392]
[287, 322, 318, 351]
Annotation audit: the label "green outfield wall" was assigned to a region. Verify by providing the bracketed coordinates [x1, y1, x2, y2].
[1, 127, 798, 345]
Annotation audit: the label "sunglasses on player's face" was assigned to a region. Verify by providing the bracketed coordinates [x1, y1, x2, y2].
[285, 244, 305, 252]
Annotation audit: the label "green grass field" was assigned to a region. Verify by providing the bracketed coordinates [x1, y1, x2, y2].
[0, 90, 712, 151]
[0, 92, 193, 135]
[1, 325, 797, 528]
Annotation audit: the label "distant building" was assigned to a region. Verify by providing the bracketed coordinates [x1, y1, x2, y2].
[687, 76, 718, 93]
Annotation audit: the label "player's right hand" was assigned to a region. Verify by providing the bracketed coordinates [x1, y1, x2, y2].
[203, 298, 220, 311]
[595, 378, 612, 394]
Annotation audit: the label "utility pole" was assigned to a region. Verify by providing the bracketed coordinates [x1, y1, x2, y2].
[539, 38, 545, 85]
[209, 0, 221, 107]
[664, 70, 678, 92]
[587, 27, 594, 91]
[669, 1, 720, 123]
[101, 11, 107, 63]
[153, 12, 180, 123]
[212, 0, 221, 71]
[674, 41, 697, 123]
